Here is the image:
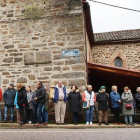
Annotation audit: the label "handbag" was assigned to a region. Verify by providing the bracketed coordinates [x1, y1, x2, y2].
[125, 103, 132, 109]
[83, 100, 90, 109]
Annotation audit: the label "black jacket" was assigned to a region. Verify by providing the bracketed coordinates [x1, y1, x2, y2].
[17, 87, 27, 107]
[3, 88, 16, 107]
[96, 92, 109, 111]
[68, 91, 82, 112]
[135, 92, 140, 110]
[36, 85, 46, 104]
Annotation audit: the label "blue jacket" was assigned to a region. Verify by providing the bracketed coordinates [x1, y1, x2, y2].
[110, 91, 121, 108]
[53, 85, 67, 103]
[14, 92, 19, 109]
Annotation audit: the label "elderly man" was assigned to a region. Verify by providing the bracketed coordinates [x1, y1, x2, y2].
[53, 80, 67, 125]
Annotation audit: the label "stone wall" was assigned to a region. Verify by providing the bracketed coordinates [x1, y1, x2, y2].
[0, 0, 87, 92]
[0, 0, 87, 123]
[91, 42, 140, 70]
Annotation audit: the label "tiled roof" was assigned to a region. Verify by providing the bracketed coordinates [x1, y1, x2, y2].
[94, 29, 140, 43]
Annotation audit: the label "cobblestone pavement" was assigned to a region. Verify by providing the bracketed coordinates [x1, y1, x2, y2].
[0, 128, 140, 140]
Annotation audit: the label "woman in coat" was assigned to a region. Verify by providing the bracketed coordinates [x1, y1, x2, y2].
[26, 86, 33, 124]
[82, 85, 96, 125]
[16, 83, 28, 124]
[135, 87, 140, 111]
[110, 85, 121, 125]
[68, 85, 82, 125]
[121, 87, 134, 126]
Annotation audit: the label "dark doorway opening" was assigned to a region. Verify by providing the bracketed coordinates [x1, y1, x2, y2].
[88, 68, 140, 95]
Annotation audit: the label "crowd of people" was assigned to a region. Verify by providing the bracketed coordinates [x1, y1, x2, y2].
[0, 80, 140, 126]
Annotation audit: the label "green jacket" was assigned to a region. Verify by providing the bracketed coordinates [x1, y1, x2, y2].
[121, 92, 134, 115]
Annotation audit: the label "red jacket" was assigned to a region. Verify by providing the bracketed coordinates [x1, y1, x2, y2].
[0, 88, 2, 101]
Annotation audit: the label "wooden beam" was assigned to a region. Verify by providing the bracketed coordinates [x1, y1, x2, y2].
[88, 62, 140, 78]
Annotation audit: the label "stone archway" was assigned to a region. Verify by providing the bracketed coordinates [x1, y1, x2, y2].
[110, 52, 127, 68]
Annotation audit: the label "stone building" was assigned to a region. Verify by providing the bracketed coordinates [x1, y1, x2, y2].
[0, 0, 87, 92]
[87, 28, 140, 94]
[0, 0, 92, 122]
[0, 0, 140, 122]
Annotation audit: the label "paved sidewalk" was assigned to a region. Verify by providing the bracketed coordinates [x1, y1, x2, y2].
[0, 123, 140, 129]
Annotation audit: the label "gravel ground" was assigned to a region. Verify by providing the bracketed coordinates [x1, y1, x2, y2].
[0, 128, 140, 140]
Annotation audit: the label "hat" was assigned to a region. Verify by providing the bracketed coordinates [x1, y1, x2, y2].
[9, 83, 14, 87]
[100, 86, 106, 90]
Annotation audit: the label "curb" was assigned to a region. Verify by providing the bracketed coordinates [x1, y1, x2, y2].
[0, 123, 140, 129]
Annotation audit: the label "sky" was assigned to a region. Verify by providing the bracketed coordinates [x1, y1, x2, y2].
[87, 0, 140, 33]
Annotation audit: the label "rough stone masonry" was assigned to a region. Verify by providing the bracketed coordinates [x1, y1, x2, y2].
[0, 0, 87, 122]
[0, 0, 87, 92]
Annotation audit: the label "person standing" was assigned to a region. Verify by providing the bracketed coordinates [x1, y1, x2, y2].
[34, 81, 46, 127]
[3, 83, 16, 123]
[26, 86, 33, 124]
[32, 88, 38, 124]
[16, 83, 28, 124]
[121, 87, 134, 126]
[54, 80, 67, 125]
[42, 89, 49, 125]
[96, 86, 109, 126]
[68, 85, 82, 125]
[110, 85, 121, 125]
[82, 85, 96, 125]
[0, 87, 2, 123]
[135, 87, 140, 111]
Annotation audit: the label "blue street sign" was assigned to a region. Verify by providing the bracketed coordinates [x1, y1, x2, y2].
[61, 49, 80, 57]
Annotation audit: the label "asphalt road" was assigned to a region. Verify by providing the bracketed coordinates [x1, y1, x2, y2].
[0, 128, 140, 140]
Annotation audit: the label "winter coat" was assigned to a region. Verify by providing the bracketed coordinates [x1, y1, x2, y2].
[44, 92, 49, 110]
[121, 92, 134, 115]
[36, 85, 46, 104]
[110, 91, 121, 108]
[31, 91, 38, 105]
[3, 88, 16, 107]
[27, 91, 33, 109]
[135, 92, 140, 110]
[96, 92, 109, 111]
[68, 89, 82, 112]
[53, 84, 67, 103]
[0, 88, 2, 101]
[17, 87, 28, 108]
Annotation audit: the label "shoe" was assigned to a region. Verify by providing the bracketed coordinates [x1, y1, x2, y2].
[34, 123, 41, 127]
[125, 122, 129, 125]
[99, 122, 101, 126]
[90, 122, 92, 125]
[10, 120, 13, 123]
[56, 122, 60, 125]
[118, 122, 122, 125]
[28, 121, 32, 124]
[105, 122, 109, 125]
[86, 122, 89, 125]
[61, 123, 67, 125]
[42, 122, 48, 125]
[130, 123, 134, 126]
[3, 120, 7, 123]
[74, 122, 78, 125]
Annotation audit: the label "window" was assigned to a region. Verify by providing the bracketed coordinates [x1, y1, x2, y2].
[114, 57, 123, 67]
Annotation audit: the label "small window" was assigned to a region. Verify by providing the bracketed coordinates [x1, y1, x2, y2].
[114, 57, 123, 67]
